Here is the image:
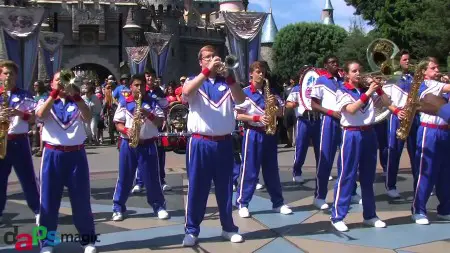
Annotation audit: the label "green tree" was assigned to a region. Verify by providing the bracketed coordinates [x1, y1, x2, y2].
[344, 0, 449, 64]
[336, 17, 376, 70]
[273, 23, 347, 80]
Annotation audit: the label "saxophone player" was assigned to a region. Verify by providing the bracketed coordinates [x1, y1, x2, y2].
[412, 57, 450, 225]
[112, 74, 169, 222]
[383, 50, 417, 198]
[310, 56, 361, 210]
[0, 60, 40, 224]
[35, 71, 97, 253]
[181, 45, 246, 246]
[331, 60, 396, 232]
[234, 61, 292, 218]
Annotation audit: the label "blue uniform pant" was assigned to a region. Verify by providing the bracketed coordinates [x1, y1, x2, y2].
[412, 126, 450, 216]
[374, 121, 388, 172]
[38, 147, 95, 247]
[0, 137, 39, 216]
[232, 153, 241, 187]
[135, 146, 166, 186]
[315, 116, 341, 200]
[331, 128, 378, 222]
[113, 139, 165, 213]
[185, 136, 238, 236]
[236, 129, 284, 209]
[293, 117, 320, 177]
[386, 114, 418, 190]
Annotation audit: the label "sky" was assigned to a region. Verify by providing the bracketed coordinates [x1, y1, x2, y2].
[248, 0, 372, 31]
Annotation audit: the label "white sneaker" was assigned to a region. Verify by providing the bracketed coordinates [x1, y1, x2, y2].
[40, 246, 54, 253]
[84, 244, 97, 253]
[35, 214, 40, 225]
[293, 176, 304, 183]
[112, 212, 124, 221]
[157, 209, 170, 220]
[412, 214, 429, 225]
[313, 198, 329, 210]
[363, 217, 387, 228]
[256, 183, 264, 190]
[131, 185, 143, 193]
[351, 195, 362, 205]
[329, 175, 333, 181]
[182, 234, 197, 247]
[273, 205, 293, 215]
[162, 184, 172, 191]
[387, 189, 401, 199]
[238, 207, 251, 218]
[221, 231, 244, 243]
[437, 214, 450, 221]
[331, 220, 348, 232]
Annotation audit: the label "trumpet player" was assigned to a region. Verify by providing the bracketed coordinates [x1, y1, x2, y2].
[331, 60, 396, 232]
[35, 70, 96, 253]
[112, 74, 169, 222]
[412, 57, 450, 225]
[234, 61, 292, 218]
[0, 60, 40, 224]
[181, 45, 245, 246]
[384, 50, 418, 198]
[310, 56, 361, 210]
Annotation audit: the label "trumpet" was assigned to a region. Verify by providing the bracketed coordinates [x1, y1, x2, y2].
[217, 55, 239, 75]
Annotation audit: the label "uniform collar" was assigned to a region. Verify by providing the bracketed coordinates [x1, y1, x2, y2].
[250, 81, 264, 94]
[317, 69, 333, 79]
[0, 86, 17, 94]
[344, 82, 357, 90]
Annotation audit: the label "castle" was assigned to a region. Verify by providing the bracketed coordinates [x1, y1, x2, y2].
[0, 0, 334, 83]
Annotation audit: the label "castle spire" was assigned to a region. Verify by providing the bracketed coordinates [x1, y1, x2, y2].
[321, 0, 334, 25]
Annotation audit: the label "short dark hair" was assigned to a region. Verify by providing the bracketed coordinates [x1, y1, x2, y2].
[144, 68, 156, 76]
[323, 55, 338, 65]
[130, 74, 146, 85]
[249, 61, 267, 74]
[399, 49, 410, 57]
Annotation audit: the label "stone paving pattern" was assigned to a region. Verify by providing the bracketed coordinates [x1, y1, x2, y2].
[0, 145, 449, 253]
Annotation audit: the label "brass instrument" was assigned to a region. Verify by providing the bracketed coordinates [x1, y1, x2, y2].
[217, 55, 239, 75]
[264, 78, 278, 135]
[129, 89, 143, 148]
[359, 38, 404, 123]
[0, 78, 11, 159]
[396, 63, 425, 140]
[59, 69, 75, 88]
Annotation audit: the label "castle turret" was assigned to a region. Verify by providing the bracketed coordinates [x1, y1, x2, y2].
[260, 8, 278, 71]
[321, 0, 334, 25]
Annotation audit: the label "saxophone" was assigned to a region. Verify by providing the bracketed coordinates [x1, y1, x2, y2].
[396, 65, 424, 140]
[264, 78, 278, 135]
[129, 89, 143, 148]
[0, 78, 10, 159]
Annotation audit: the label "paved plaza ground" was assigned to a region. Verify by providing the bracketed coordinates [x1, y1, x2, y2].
[0, 144, 448, 253]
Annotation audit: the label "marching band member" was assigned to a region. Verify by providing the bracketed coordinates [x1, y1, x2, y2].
[35, 71, 96, 253]
[420, 94, 450, 122]
[131, 69, 171, 193]
[412, 57, 450, 225]
[234, 61, 293, 218]
[182, 45, 246, 246]
[384, 50, 417, 198]
[285, 72, 320, 183]
[112, 74, 169, 222]
[331, 60, 394, 232]
[0, 60, 40, 224]
[310, 56, 346, 210]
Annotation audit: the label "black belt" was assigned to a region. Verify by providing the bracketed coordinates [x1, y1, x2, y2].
[299, 111, 320, 121]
